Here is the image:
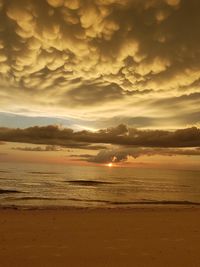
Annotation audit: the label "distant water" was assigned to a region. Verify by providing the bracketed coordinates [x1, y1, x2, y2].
[0, 163, 200, 208]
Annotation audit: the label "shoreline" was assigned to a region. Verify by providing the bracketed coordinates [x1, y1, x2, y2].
[0, 202, 200, 211]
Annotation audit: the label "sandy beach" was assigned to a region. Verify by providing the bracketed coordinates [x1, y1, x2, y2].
[0, 207, 200, 267]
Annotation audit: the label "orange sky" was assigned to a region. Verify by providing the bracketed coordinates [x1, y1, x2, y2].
[1, 142, 200, 171]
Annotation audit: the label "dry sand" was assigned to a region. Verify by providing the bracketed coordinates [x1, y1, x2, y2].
[0, 206, 200, 267]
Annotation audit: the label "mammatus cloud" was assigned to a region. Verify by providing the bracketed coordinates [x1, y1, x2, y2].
[0, 0, 200, 128]
[0, 124, 200, 148]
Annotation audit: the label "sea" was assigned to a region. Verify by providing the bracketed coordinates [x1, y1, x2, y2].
[0, 162, 200, 209]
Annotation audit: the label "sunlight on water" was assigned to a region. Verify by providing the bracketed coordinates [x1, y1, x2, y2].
[0, 162, 200, 208]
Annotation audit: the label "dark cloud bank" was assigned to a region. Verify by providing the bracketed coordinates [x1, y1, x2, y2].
[1, 124, 200, 163]
[0, 124, 200, 148]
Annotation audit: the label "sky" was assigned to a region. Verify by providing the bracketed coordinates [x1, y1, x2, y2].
[0, 0, 200, 168]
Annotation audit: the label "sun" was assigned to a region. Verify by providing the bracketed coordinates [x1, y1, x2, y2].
[107, 163, 113, 167]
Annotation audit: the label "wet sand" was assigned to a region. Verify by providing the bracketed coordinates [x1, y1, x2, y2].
[0, 207, 200, 267]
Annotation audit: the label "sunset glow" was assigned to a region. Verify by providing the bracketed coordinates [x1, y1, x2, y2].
[0, 2, 200, 266]
[0, 0, 199, 192]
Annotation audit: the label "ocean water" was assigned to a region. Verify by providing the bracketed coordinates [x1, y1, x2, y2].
[0, 162, 200, 208]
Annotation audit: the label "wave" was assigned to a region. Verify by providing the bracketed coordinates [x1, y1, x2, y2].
[66, 180, 115, 186]
[0, 198, 199, 210]
[14, 197, 58, 201]
[28, 171, 60, 175]
[0, 189, 21, 194]
[68, 198, 200, 206]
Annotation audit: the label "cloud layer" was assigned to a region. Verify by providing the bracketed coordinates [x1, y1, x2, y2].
[0, 0, 200, 128]
[0, 124, 200, 148]
[12, 144, 62, 152]
[85, 147, 200, 163]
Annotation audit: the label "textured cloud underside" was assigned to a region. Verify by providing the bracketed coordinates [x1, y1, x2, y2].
[0, 0, 200, 127]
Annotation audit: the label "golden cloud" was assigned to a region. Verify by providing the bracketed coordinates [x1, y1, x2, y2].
[0, 0, 200, 128]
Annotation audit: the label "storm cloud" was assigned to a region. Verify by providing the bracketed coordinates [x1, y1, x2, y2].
[0, 0, 200, 128]
[0, 124, 200, 148]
